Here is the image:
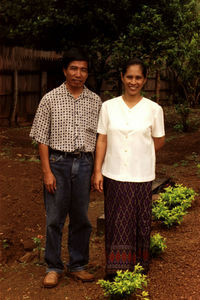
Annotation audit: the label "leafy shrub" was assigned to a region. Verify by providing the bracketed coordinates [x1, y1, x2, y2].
[159, 184, 196, 210]
[31, 140, 38, 148]
[152, 184, 197, 227]
[150, 233, 167, 257]
[173, 123, 184, 132]
[174, 103, 190, 132]
[97, 264, 149, 300]
[197, 164, 200, 177]
[152, 204, 186, 227]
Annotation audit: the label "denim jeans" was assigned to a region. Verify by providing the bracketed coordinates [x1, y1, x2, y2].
[44, 152, 93, 273]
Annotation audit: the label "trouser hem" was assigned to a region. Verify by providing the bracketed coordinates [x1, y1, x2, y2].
[46, 268, 64, 274]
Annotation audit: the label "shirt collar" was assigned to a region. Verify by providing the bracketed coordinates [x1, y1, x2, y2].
[60, 82, 88, 99]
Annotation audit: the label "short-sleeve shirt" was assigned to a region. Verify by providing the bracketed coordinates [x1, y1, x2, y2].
[30, 83, 102, 152]
[97, 96, 165, 182]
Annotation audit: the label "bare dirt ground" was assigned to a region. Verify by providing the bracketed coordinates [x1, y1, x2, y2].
[0, 109, 200, 300]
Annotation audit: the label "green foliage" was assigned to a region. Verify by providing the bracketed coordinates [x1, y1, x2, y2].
[174, 103, 191, 132]
[191, 152, 199, 162]
[159, 184, 196, 210]
[110, 0, 200, 105]
[165, 0, 200, 106]
[152, 203, 186, 227]
[2, 239, 9, 249]
[173, 123, 185, 133]
[180, 160, 188, 166]
[0, 0, 145, 50]
[32, 235, 45, 261]
[0, 0, 199, 103]
[150, 233, 167, 257]
[196, 164, 200, 177]
[152, 184, 197, 227]
[97, 265, 149, 299]
[31, 140, 38, 148]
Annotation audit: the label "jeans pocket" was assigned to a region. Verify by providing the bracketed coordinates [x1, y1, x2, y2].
[84, 153, 94, 165]
[49, 153, 64, 163]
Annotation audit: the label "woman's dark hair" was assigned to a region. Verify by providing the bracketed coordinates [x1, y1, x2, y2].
[121, 58, 147, 78]
[62, 47, 89, 69]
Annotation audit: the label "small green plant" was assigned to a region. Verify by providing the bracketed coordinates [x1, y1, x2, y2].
[1, 147, 11, 157]
[150, 233, 167, 257]
[173, 162, 179, 168]
[165, 136, 177, 143]
[174, 103, 190, 132]
[159, 184, 196, 210]
[173, 123, 184, 132]
[2, 239, 9, 249]
[180, 160, 188, 166]
[196, 164, 200, 177]
[152, 204, 186, 227]
[192, 152, 199, 162]
[97, 264, 149, 299]
[152, 184, 197, 227]
[32, 235, 45, 261]
[27, 157, 40, 163]
[31, 140, 38, 148]
[160, 167, 166, 174]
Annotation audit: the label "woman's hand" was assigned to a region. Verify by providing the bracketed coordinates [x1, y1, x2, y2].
[94, 171, 104, 193]
[93, 133, 107, 192]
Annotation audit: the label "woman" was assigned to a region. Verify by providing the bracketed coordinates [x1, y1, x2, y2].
[94, 58, 165, 278]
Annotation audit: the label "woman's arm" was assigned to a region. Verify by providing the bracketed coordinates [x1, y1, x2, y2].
[39, 143, 56, 193]
[153, 136, 165, 151]
[93, 134, 107, 192]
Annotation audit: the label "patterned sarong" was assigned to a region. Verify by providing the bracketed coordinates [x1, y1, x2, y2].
[104, 177, 152, 274]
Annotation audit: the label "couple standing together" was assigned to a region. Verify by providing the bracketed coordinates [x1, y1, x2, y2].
[30, 48, 165, 288]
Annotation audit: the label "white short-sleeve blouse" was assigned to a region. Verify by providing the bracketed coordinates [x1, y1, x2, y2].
[97, 96, 165, 182]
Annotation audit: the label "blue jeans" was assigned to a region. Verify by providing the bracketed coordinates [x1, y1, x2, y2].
[44, 152, 93, 273]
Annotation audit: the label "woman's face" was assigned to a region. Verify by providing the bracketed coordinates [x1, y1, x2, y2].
[121, 64, 147, 97]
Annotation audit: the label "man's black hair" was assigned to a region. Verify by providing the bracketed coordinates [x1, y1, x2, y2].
[62, 48, 89, 69]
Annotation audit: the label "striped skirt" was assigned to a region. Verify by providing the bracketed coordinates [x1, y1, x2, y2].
[104, 177, 152, 274]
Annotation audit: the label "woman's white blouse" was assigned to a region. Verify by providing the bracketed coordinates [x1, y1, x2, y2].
[97, 96, 165, 182]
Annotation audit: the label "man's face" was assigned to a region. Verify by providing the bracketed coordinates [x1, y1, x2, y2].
[63, 60, 88, 89]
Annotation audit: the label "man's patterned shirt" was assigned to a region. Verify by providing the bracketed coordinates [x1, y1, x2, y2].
[30, 83, 102, 152]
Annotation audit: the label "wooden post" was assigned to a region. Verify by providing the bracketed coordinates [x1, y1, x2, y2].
[10, 69, 18, 126]
[41, 71, 47, 98]
[155, 70, 160, 103]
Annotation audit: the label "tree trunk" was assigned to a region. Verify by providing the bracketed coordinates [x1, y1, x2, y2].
[155, 70, 160, 103]
[41, 71, 47, 98]
[10, 69, 18, 127]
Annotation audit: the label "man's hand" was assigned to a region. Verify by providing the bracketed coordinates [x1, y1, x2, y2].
[94, 171, 104, 193]
[44, 171, 57, 194]
[39, 144, 56, 194]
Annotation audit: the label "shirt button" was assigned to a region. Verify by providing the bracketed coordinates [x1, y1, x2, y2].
[125, 136, 128, 139]
[124, 150, 127, 152]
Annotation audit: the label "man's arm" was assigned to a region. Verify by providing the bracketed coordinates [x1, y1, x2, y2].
[153, 136, 165, 151]
[39, 143, 56, 194]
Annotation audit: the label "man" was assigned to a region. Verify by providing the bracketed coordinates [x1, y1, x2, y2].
[30, 48, 102, 288]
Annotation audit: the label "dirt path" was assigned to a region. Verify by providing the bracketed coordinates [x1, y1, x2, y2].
[0, 126, 200, 300]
